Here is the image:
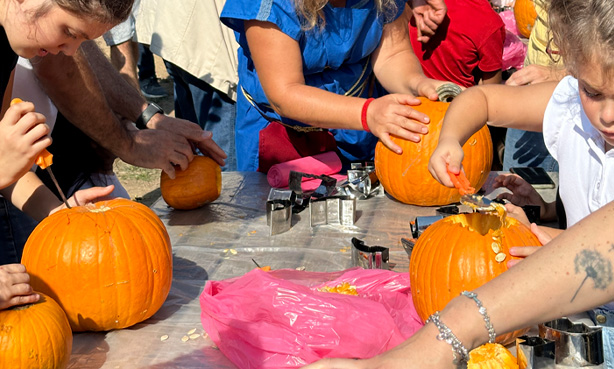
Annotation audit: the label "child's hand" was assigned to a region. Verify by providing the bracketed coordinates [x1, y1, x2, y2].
[0, 100, 50, 189]
[494, 174, 549, 218]
[428, 137, 464, 187]
[366, 94, 431, 154]
[505, 203, 530, 226]
[49, 185, 115, 215]
[0, 264, 40, 310]
[507, 223, 552, 268]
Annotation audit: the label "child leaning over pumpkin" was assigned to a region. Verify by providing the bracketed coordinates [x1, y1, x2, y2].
[427, 0, 614, 365]
[303, 4, 614, 368]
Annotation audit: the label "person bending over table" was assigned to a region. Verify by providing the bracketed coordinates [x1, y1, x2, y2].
[220, 0, 451, 173]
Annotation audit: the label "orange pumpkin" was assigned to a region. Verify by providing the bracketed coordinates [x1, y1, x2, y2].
[0, 293, 73, 368]
[468, 343, 519, 369]
[160, 155, 222, 210]
[374, 97, 492, 206]
[514, 0, 537, 38]
[22, 198, 173, 332]
[409, 209, 540, 344]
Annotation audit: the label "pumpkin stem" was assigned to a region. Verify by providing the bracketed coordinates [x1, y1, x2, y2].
[436, 83, 462, 102]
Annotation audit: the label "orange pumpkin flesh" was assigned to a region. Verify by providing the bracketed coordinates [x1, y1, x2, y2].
[22, 199, 173, 332]
[374, 97, 492, 206]
[468, 343, 519, 369]
[0, 293, 72, 369]
[409, 207, 540, 344]
[514, 0, 537, 38]
[160, 155, 222, 210]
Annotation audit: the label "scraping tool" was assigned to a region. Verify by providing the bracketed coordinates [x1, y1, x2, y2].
[11, 98, 71, 208]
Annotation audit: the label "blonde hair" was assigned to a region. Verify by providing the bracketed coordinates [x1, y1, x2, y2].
[548, 0, 614, 77]
[294, 0, 398, 30]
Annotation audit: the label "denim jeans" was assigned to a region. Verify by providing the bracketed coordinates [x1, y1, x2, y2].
[164, 61, 237, 171]
[138, 44, 156, 81]
[0, 198, 38, 265]
[588, 307, 614, 369]
[503, 129, 559, 171]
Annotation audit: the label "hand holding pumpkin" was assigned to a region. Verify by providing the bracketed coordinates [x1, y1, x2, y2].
[365, 94, 431, 154]
[0, 264, 39, 310]
[49, 185, 115, 216]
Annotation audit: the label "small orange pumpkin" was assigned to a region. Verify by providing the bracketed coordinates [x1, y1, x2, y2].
[22, 198, 173, 332]
[160, 155, 222, 210]
[374, 97, 492, 206]
[0, 293, 73, 368]
[514, 0, 537, 38]
[468, 343, 519, 369]
[409, 209, 540, 344]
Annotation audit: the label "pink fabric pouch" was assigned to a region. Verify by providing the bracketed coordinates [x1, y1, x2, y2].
[267, 151, 344, 189]
[200, 267, 423, 368]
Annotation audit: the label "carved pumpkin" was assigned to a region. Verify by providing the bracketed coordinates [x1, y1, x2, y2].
[22, 199, 173, 332]
[0, 293, 72, 368]
[514, 0, 537, 38]
[374, 97, 492, 206]
[409, 208, 540, 344]
[468, 343, 519, 369]
[160, 155, 222, 210]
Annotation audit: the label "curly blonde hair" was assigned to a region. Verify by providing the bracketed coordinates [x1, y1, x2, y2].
[548, 0, 614, 77]
[294, 0, 399, 30]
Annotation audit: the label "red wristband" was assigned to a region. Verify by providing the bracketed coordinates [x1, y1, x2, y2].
[361, 98, 374, 132]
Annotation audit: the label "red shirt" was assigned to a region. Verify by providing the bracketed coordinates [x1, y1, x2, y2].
[409, 0, 505, 88]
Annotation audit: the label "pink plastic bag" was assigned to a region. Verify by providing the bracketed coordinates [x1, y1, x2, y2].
[200, 267, 423, 368]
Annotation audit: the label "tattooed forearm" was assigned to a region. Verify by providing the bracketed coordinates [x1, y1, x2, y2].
[571, 249, 613, 303]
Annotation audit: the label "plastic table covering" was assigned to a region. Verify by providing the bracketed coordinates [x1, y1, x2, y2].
[68, 171, 558, 369]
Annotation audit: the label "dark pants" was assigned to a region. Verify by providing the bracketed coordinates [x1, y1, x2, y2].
[164, 61, 237, 171]
[138, 44, 156, 81]
[0, 198, 38, 265]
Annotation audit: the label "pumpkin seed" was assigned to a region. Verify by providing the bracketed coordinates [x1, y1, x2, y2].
[181, 335, 189, 342]
[189, 333, 201, 340]
[495, 253, 507, 263]
[491, 242, 501, 254]
[160, 335, 169, 341]
[230, 249, 238, 255]
[187, 328, 196, 335]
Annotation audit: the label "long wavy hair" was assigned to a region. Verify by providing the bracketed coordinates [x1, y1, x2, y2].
[548, 0, 614, 77]
[294, 0, 399, 30]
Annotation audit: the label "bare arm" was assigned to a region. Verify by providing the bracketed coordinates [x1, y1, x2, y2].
[429, 82, 556, 187]
[304, 200, 614, 369]
[371, 4, 443, 100]
[245, 15, 441, 154]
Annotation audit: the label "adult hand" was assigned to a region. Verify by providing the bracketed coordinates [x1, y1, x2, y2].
[505, 64, 567, 86]
[428, 137, 465, 188]
[365, 94, 431, 154]
[409, 0, 447, 43]
[504, 202, 531, 227]
[148, 115, 227, 169]
[49, 185, 115, 215]
[0, 264, 40, 310]
[493, 174, 548, 218]
[413, 77, 453, 102]
[0, 100, 51, 189]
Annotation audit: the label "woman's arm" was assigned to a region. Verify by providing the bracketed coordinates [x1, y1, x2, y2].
[371, 4, 442, 100]
[245, 19, 436, 153]
[304, 200, 614, 369]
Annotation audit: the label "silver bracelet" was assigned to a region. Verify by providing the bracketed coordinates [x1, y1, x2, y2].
[461, 290, 496, 343]
[425, 311, 469, 365]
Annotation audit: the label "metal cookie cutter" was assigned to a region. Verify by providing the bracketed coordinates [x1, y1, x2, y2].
[336, 162, 384, 199]
[409, 205, 459, 238]
[351, 237, 389, 270]
[516, 336, 556, 369]
[266, 188, 295, 236]
[539, 317, 604, 367]
[309, 196, 356, 227]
